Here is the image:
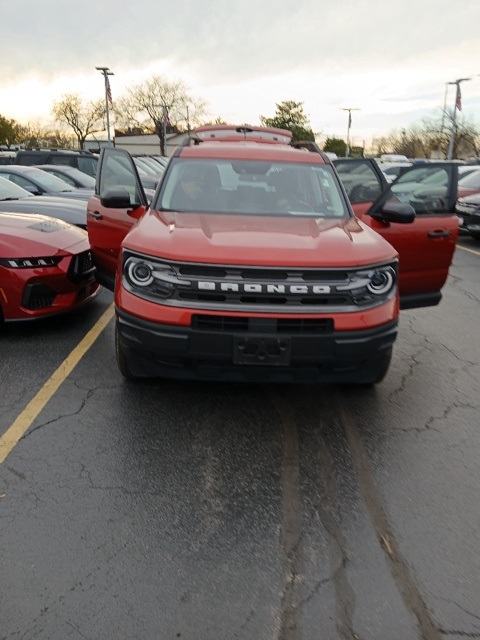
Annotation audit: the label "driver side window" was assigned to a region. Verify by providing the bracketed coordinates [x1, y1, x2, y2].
[334, 160, 383, 204]
[99, 152, 143, 205]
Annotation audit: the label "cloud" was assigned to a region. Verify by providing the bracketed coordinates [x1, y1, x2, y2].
[1, 0, 480, 139]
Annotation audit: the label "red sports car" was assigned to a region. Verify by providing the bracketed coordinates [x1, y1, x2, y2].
[0, 212, 100, 322]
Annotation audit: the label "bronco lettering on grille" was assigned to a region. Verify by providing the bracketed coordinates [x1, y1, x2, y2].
[197, 281, 332, 294]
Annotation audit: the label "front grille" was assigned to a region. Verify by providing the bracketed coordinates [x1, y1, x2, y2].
[177, 264, 351, 283]
[191, 315, 334, 333]
[68, 250, 95, 283]
[173, 262, 354, 311]
[123, 251, 397, 314]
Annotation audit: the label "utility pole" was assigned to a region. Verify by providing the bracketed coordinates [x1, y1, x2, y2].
[340, 108, 360, 157]
[446, 77, 470, 160]
[96, 67, 114, 146]
[154, 103, 171, 156]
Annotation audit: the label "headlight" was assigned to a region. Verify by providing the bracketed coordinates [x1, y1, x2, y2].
[126, 260, 155, 287]
[123, 253, 188, 300]
[336, 264, 397, 303]
[0, 257, 61, 269]
[367, 268, 395, 295]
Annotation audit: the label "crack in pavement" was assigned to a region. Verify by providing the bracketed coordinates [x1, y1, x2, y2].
[334, 395, 444, 640]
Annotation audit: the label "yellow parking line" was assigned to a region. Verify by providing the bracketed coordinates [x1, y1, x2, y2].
[457, 244, 480, 257]
[0, 303, 115, 464]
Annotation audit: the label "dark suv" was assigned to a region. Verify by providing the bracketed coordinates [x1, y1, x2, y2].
[14, 149, 98, 177]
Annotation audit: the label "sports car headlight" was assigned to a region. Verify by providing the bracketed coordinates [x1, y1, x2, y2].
[336, 265, 397, 303]
[123, 254, 185, 300]
[0, 257, 62, 269]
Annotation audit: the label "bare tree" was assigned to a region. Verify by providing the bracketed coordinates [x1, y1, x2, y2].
[377, 109, 480, 160]
[113, 75, 207, 155]
[14, 121, 75, 149]
[52, 94, 106, 148]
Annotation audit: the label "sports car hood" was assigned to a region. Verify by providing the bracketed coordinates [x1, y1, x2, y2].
[0, 195, 87, 227]
[0, 212, 89, 257]
[124, 210, 397, 268]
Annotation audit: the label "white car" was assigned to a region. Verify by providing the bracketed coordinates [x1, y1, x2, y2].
[380, 162, 412, 183]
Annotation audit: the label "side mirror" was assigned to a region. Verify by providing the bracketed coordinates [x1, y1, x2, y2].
[371, 201, 415, 224]
[100, 187, 136, 209]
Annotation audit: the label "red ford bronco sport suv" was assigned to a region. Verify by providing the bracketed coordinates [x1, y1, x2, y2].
[87, 125, 459, 384]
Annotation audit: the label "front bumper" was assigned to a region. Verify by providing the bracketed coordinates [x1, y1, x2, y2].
[116, 308, 398, 383]
[456, 208, 480, 235]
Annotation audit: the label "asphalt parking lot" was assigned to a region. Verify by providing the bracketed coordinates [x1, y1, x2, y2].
[1, 237, 479, 640]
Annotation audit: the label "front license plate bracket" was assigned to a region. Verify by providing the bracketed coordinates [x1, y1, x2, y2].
[233, 336, 292, 366]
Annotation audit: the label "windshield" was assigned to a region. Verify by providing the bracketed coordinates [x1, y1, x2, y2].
[0, 176, 31, 200]
[40, 166, 96, 188]
[21, 168, 75, 191]
[157, 158, 349, 218]
[458, 169, 480, 188]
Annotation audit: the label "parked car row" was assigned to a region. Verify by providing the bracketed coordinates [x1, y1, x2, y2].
[0, 140, 477, 328]
[0, 151, 167, 323]
[0, 177, 87, 227]
[0, 165, 93, 200]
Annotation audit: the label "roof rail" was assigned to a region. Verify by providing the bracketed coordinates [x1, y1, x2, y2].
[173, 133, 202, 155]
[291, 140, 332, 164]
[192, 125, 292, 144]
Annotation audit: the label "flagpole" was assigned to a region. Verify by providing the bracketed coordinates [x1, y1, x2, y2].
[96, 66, 114, 147]
[446, 77, 470, 160]
[340, 108, 360, 157]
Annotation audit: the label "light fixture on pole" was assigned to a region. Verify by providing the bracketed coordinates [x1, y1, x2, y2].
[446, 77, 470, 160]
[96, 66, 114, 146]
[340, 108, 360, 157]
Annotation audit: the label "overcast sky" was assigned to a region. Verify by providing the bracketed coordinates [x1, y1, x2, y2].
[2, 0, 480, 145]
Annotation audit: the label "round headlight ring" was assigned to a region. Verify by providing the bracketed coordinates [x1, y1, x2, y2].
[367, 268, 395, 295]
[127, 259, 154, 287]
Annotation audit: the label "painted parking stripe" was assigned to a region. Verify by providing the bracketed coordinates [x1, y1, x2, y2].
[457, 244, 480, 257]
[0, 303, 114, 464]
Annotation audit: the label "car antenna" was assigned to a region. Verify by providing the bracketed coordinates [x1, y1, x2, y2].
[235, 126, 253, 141]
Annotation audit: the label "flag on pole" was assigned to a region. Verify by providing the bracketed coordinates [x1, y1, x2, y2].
[455, 85, 462, 111]
[106, 76, 113, 105]
[348, 111, 352, 128]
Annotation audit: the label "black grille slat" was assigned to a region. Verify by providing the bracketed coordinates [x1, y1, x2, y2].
[179, 265, 350, 283]
[191, 314, 334, 334]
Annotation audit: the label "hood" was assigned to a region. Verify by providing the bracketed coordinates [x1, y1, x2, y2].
[0, 195, 87, 227]
[0, 212, 89, 258]
[457, 192, 480, 205]
[125, 210, 397, 268]
[50, 188, 94, 201]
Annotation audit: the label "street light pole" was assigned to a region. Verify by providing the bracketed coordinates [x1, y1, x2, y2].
[340, 108, 360, 157]
[95, 66, 114, 146]
[446, 77, 470, 160]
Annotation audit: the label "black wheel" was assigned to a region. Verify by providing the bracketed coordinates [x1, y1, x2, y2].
[115, 322, 137, 380]
[469, 231, 480, 241]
